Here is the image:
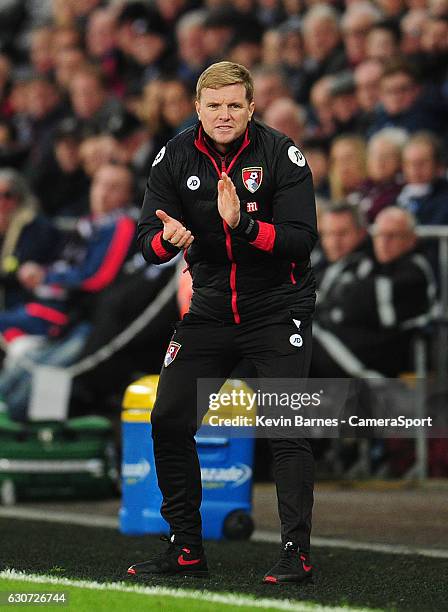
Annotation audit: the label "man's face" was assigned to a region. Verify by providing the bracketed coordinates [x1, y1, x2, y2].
[70, 74, 105, 119]
[27, 81, 60, 120]
[373, 212, 416, 263]
[253, 74, 284, 115]
[403, 142, 437, 184]
[195, 83, 254, 152]
[355, 62, 383, 112]
[162, 82, 193, 128]
[368, 138, 401, 182]
[320, 211, 366, 262]
[342, 14, 374, 64]
[380, 72, 419, 116]
[305, 18, 339, 61]
[90, 165, 131, 215]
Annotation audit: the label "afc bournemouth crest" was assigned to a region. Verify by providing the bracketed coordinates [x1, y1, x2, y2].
[242, 167, 263, 193]
[164, 341, 181, 367]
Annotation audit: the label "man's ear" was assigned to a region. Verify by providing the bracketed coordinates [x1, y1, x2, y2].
[195, 99, 200, 120]
[249, 100, 255, 120]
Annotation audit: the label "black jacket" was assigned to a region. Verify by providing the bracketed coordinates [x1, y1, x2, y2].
[138, 119, 317, 323]
[314, 248, 435, 376]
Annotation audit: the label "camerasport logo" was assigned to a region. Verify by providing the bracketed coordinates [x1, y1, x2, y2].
[164, 341, 181, 367]
[201, 463, 252, 488]
[242, 167, 263, 193]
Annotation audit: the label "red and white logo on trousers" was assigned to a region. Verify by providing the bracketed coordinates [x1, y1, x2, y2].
[164, 341, 181, 367]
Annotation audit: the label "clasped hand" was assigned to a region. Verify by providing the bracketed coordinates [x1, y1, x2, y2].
[157, 172, 241, 248]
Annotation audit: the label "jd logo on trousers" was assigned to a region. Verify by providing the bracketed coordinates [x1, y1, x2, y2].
[289, 319, 303, 347]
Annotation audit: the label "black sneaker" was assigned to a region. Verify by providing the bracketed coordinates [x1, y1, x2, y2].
[127, 535, 209, 578]
[263, 541, 313, 584]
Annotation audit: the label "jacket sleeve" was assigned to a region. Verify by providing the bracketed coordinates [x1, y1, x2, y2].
[137, 144, 183, 265]
[373, 254, 436, 330]
[230, 137, 318, 262]
[43, 216, 135, 292]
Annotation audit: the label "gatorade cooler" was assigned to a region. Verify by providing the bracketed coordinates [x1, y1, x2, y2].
[120, 375, 255, 540]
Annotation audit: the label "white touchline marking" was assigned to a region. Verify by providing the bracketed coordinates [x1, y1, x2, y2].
[1, 507, 448, 560]
[254, 530, 448, 560]
[0, 569, 378, 612]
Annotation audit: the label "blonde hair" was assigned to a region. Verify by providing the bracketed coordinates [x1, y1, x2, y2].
[196, 61, 254, 102]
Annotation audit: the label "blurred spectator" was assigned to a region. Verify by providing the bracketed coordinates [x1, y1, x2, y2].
[0, 120, 27, 168]
[0, 53, 12, 117]
[29, 26, 54, 75]
[341, 2, 382, 67]
[127, 6, 175, 86]
[22, 76, 65, 178]
[329, 135, 367, 201]
[155, 0, 190, 27]
[276, 17, 307, 102]
[52, 25, 82, 55]
[54, 47, 88, 91]
[252, 65, 291, 117]
[261, 28, 281, 66]
[419, 15, 448, 86]
[329, 72, 362, 136]
[175, 10, 208, 88]
[65, 0, 103, 31]
[369, 59, 448, 136]
[79, 134, 123, 178]
[430, 0, 448, 16]
[376, 0, 406, 21]
[398, 131, 448, 224]
[355, 127, 407, 222]
[203, 7, 241, 62]
[0, 163, 136, 347]
[32, 117, 90, 219]
[312, 204, 435, 378]
[159, 79, 195, 134]
[68, 66, 121, 133]
[86, 8, 117, 61]
[105, 109, 157, 199]
[263, 97, 306, 145]
[0, 168, 59, 310]
[365, 20, 402, 64]
[308, 75, 335, 140]
[400, 9, 427, 57]
[302, 139, 330, 199]
[302, 4, 347, 98]
[316, 202, 369, 272]
[226, 30, 263, 70]
[354, 59, 384, 132]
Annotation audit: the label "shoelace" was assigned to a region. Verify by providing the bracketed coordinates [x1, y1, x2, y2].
[280, 547, 298, 561]
[149, 535, 179, 562]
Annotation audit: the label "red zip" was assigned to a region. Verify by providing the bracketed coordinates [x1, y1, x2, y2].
[220, 158, 241, 324]
[290, 262, 297, 285]
[194, 127, 250, 324]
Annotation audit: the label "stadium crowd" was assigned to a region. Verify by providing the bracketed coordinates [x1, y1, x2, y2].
[0, 0, 447, 475]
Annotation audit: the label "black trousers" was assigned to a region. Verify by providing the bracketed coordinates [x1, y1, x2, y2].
[151, 310, 314, 552]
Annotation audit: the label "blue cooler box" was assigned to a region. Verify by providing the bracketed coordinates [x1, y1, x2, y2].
[120, 376, 255, 540]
